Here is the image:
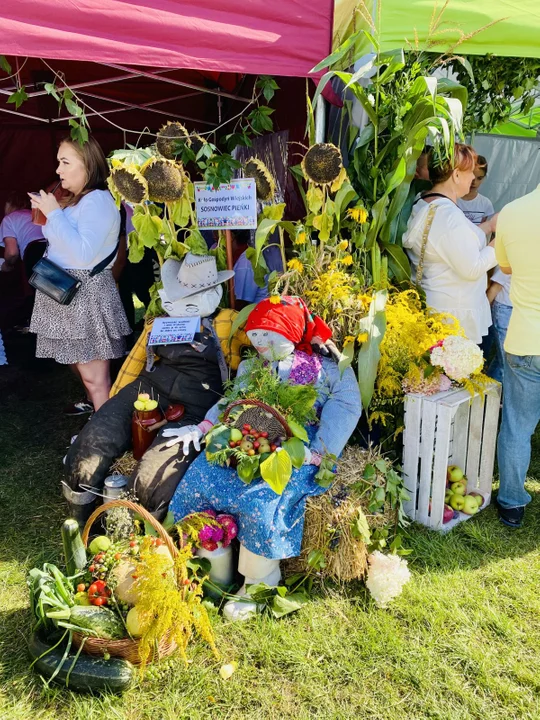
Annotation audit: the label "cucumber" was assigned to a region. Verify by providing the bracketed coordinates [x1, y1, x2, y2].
[28, 631, 134, 693]
[61, 519, 87, 576]
[70, 606, 126, 640]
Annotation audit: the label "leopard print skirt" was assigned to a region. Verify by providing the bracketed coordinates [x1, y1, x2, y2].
[30, 269, 131, 364]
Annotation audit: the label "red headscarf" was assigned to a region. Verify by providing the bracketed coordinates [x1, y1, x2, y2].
[245, 296, 332, 355]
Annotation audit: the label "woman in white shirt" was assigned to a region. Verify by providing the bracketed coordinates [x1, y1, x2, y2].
[29, 136, 130, 409]
[403, 144, 498, 344]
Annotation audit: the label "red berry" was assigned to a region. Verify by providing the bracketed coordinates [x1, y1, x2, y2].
[129, 541, 137, 548]
[243, 424, 251, 430]
[155, 538, 164, 546]
[89, 565, 95, 572]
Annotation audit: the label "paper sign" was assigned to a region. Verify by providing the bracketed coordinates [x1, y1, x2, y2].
[194, 178, 257, 230]
[147, 316, 200, 346]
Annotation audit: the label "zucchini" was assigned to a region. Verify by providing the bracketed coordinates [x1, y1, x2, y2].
[28, 631, 135, 693]
[61, 519, 87, 576]
[69, 606, 126, 639]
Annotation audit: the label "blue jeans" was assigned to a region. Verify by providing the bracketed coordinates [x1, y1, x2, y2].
[497, 352, 540, 508]
[487, 301, 512, 384]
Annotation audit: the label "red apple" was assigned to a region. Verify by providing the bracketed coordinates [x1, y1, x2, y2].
[443, 504, 454, 524]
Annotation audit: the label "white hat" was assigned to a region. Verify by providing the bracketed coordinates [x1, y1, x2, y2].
[161, 253, 235, 301]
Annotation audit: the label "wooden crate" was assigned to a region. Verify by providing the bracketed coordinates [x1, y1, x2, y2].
[402, 385, 501, 532]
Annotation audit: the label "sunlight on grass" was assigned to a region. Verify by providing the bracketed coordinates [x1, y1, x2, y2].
[1, 356, 539, 719]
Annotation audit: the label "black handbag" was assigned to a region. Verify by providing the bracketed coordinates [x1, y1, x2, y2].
[29, 243, 119, 305]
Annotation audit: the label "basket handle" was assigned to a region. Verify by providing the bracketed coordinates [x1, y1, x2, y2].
[82, 499, 178, 559]
[222, 398, 292, 438]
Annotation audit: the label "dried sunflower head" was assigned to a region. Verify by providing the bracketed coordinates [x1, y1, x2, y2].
[302, 143, 343, 186]
[156, 121, 190, 160]
[141, 158, 184, 203]
[189, 133, 207, 156]
[244, 158, 275, 201]
[110, 166, 149, 204]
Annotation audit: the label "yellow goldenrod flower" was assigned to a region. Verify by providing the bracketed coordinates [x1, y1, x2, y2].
[338, 240, 348, 251]
[344, 335, 356, 345]
[287, 258, 304, 274]
[347, 206, 368, 224]
[342, 255, 353, 266]
[269, 295, 281, 304]
[357, 332, 369, 343]
[294, 231, 307, 245]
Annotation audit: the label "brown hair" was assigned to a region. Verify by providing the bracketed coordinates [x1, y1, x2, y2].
[5, 190, 31, 213]
[476, 154, 488, 176]
[428, 143, 477, 184]
[58, 135, 109, 206]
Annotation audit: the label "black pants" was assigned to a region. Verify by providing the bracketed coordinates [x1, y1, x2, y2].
[65, 377, 203, 518]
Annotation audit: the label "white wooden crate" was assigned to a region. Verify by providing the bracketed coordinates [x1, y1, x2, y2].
[402, 384, 501, 532]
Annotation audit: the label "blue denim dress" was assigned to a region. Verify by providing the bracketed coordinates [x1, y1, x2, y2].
[168, 354, 362, 559]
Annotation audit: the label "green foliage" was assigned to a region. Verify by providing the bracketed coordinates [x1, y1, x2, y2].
[0, 55, 11, 74]
[357, 289, 387, 409]
[7, 86, 28, 110]
[447, 54, 540, 133]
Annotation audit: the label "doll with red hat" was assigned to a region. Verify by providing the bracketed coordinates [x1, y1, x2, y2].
[166, 296, 362, 620]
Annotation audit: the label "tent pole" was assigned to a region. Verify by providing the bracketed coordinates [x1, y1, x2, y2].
[225, 229, 236, 308]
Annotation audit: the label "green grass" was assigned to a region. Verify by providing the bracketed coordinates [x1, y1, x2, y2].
[1, 337, 540, 720]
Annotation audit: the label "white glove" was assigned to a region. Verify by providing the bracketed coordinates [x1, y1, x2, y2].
[162, 425, 203, 454]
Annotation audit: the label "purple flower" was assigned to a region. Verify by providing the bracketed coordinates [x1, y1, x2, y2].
[211, 526, 224, 542]
[199, 525, 215, 543]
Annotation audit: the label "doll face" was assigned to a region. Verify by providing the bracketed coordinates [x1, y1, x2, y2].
[158, 285, 223, 318]
[247, 329, 295, 361]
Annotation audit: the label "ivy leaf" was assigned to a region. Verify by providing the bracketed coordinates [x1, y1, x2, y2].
[7, 86, 28, 110]
[351, 508, 371, 544]
[0, 56, 12, 74]
[256, 75, 280, 103]
[68, 119, 88, 145]
[287, 418, 308, 443]
[260, 449, 293, 495]
[64, 97, 83, 117]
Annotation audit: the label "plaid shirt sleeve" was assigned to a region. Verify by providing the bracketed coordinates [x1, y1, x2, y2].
[110, 321, 153, 397]
[110, 310, 250, 398]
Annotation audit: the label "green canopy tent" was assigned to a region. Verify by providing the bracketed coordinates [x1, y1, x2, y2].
[334, 0, 540, 59]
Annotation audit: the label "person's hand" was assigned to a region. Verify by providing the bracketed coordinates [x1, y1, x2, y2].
[486, 212, 499, 234]
[162, 425, 203, 454]
[28, 190, 60, 217]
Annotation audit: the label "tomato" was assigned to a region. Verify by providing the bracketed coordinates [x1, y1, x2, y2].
[94, 580, 107, 591]
[114, 552, 122, 560]
[155, 538, 164, 547]
[88, 565, 95, 572]
[76, 583, 86, 593]
[88, 583, 99, 597]
[92, 596, 107, 606]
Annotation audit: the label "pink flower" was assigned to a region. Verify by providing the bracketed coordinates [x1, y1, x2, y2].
[202, 508, 217, 518]
[211, 526, 224, 543]
[198, 525, 215, 543]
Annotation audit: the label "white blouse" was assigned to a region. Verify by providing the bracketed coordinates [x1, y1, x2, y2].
[402, 198, 497, 343]
[43, 189, 120, 270]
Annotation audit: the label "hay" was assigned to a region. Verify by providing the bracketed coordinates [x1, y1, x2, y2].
[109, 452, 138, 477]
[284, 446, 397, 583]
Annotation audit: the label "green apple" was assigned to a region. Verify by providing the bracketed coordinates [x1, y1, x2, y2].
[447, 465, 464, 483]
[134, 400, 146, 411]
[445, 490, 454, 503]
[462, 495, 480, 515]
[451, 482, 466, 496]
[89, 535, 111, 554]
[145, 399, 158, 411]
[449, 494, 466, 512]
[469, 492, 484, 507]
[230, 428, 243, 443]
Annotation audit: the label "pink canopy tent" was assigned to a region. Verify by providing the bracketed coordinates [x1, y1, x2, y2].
[0, 0, 335, 78]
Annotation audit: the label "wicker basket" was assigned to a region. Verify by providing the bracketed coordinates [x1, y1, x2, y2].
[74, 499, 178, 665]
[223, 399, 292, 444]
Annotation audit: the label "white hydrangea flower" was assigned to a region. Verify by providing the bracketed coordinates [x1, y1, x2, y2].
[430, 335, 483, 381]
[365, 551, 411, 608]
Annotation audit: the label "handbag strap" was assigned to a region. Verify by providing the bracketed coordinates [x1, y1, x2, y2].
[415, 203, 438, 287]
[89, 242, 120, 277]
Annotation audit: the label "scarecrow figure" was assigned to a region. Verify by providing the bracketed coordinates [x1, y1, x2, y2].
[63, 253, 245, 522]
[167, 296, 362, 620]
